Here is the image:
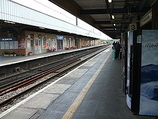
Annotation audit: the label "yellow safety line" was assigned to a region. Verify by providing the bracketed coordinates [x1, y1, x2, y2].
[61, 50, 111, 119]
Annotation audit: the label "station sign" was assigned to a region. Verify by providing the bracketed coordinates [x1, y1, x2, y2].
[140, 9, 152, 27]
[0, 37, 16, 41]
[56, 36, 64, 40]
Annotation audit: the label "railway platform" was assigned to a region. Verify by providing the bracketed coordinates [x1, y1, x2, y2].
[0, 49, 67, 67]
[0, 47, 157, 119]
[0, 45, 105, 67]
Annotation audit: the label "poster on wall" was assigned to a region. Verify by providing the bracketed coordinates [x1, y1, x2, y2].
[19, 41, 25, 49]
[139, 30, 158, 116]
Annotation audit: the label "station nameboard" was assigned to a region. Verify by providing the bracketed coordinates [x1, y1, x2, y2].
[140, 9, 152, 27]
[0, 37, 16, 41]
[56, 36, 64, 40]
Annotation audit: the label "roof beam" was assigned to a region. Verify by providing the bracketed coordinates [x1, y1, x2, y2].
[80, 7, 150, 14]
[94, 21, 111, 24]
[105, 29, 125, 32]
[100, 26, 121, 29]
[94, 20, 130, 24]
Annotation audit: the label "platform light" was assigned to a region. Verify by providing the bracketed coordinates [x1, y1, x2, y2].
[114, 24, 116, 26]
[112, 15, 115, 19]
[108, 0, 112, 3]
[39, 27, 45, 29]
[4, 20, 15, 24]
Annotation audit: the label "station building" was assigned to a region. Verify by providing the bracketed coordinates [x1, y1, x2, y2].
[0, 30, 100, 56]
[0, 0, 102, 56]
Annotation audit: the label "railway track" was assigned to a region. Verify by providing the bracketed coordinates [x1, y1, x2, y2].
[0, 58, 79, 96]
[0, 46, 108, 109]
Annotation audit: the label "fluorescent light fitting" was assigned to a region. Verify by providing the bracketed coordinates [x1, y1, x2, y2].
[39, 27, 45, 29]
[108, 0, 112, 3]
[4, 20, 15, 24]
[112, 15, 115, 19]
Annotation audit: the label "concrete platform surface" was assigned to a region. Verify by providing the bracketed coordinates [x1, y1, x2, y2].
[0, 47, 157, 119]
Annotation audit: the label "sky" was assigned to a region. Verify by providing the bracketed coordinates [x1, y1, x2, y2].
[11, 0, 111, 39]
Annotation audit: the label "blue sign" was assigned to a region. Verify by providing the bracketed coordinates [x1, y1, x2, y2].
[56, 36, 63, 40]
[0, 37, 16, 41]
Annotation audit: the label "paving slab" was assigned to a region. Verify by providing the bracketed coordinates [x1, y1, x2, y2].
[2, 107, 38, 119]
[57, 69, 88, 84]
[21, 93, 59, 109]
[67, 69, 88, 78]
[43, 84, 71, 94]
[83, 61, 96, 67]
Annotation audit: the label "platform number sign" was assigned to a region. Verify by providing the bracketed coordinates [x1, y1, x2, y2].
[129, 23, 137, 31]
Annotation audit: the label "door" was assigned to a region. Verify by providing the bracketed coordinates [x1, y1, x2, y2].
[57, 40, 63, 50]
[30, 34, 34, 53]
[38, 39, 42, 53]
[30, 39, 34, 53]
